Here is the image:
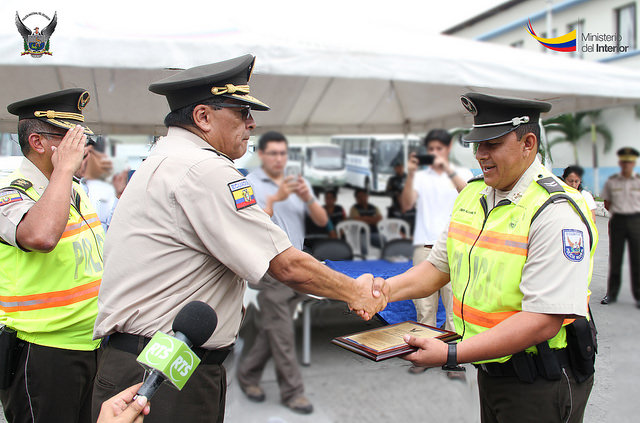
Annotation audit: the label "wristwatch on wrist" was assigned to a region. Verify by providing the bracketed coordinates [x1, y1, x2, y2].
[447, 170, 457, 179]
[305, 197, 316, 206]
[442, 343, 464, 371]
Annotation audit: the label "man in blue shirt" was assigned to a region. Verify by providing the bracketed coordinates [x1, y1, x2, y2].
[237, 131, 328, 414]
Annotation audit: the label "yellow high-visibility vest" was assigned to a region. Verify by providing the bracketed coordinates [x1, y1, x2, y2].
[447, 165, 597, 364]
[0, 171, 104, 350]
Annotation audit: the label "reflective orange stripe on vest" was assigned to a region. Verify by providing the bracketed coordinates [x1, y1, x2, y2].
[448, 222, 528, 256]
[61, 213, 101, 239]
[453, 295, 519, 328]
[0, 279, 101, 312]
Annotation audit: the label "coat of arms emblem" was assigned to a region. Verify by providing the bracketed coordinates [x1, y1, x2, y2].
[15, 11, 57, 58]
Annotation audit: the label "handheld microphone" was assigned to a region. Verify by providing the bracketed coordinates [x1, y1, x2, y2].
[136, 301, 218, 399]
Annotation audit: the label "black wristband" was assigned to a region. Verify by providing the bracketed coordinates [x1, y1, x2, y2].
[441, 343, 459, 371]
[447, 343, 457, 367]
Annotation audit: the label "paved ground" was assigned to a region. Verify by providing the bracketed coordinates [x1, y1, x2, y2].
[2, 191, 637, 422]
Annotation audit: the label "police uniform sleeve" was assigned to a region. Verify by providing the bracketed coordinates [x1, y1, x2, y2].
[520, 201, 590, 316]
[600, 178, 612, 202]
[174, 160, 292, 284]
[0, 188, 36, 247]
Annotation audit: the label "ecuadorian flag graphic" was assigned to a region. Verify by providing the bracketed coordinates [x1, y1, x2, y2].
[526, 19, 576, 52]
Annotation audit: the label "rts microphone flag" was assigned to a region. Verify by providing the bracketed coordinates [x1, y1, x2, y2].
[136, 301, 218, 398]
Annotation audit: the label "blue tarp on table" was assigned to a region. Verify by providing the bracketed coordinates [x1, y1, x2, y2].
[324, 259, 445, 327]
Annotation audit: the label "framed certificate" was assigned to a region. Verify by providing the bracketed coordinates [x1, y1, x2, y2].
[332, 321, 461, 361]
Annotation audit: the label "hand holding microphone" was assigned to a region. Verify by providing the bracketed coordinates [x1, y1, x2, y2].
[135, 301, 218, 399]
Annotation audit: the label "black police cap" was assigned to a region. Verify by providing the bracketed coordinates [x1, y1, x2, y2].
[149, 54, 270, 112]
[617, 147, 639, 161]
[460, 92, 551, 143]
[7, 88, 93, 135]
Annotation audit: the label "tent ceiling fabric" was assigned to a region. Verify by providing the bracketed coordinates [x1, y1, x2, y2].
[2, 26, 640, 135]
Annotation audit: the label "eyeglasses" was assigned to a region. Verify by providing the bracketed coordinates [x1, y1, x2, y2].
[263, 151, 288, 157]
[214, 103, 252, 120]
[38, 132, 96, 147]
[36, 132, 65, 139]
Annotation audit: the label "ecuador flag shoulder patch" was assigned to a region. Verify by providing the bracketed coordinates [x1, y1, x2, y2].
[228, 179, 257, 211]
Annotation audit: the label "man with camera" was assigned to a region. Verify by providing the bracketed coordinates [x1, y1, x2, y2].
[237, 131, 327, 414]
[399, 129, 472, 374]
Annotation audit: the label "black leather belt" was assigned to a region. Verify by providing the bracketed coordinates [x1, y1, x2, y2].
[107, 332, 231, 365]
[476, 348, 570, 378]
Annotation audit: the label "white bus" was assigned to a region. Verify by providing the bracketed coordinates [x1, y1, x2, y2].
[330, 135, 421, 193]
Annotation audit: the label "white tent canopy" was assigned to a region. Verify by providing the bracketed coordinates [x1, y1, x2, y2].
[2, 4, 640, 136]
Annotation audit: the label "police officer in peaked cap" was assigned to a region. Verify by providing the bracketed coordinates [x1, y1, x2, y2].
[0, 88, 103, 423]
[601, 146, 640, 307]
[371, 92, 598, 422]
[91, 54, 386, 422]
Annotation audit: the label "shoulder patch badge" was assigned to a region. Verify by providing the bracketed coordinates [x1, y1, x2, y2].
[562, 229, 584, 262]
[228, 179, 257, 210]
[10, 179, 32, 191]
[0, 189, 23, 207]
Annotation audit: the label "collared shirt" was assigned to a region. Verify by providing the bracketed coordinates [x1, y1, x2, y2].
[412, 164, 473, 245]
[601, 172, 640, 215]
[93, 127, 291, 349]
[247, 167, 315, 250]
[0, 158, 53, 247]
[428, 159, 591, 316]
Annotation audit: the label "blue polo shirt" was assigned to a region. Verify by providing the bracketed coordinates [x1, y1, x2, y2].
[247, 167, 314, 250]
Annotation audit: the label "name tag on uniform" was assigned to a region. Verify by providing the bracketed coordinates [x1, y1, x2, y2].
[0, 190, 23, 207]
[228, 179, 257, 210]
[562, 229, 584, 262]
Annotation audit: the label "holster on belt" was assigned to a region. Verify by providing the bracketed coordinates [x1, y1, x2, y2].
[510, 351, 537, 384]
[565, 317, 597, 383]
[533, 341, 562, 381]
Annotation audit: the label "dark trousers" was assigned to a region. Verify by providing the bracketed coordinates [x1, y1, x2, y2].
[91, 341, 226, 423]
[607, 214, 640, 301]
[478, 367, 593, 423]
[237, 280, 305, 402]
[0, 342, 98, 423]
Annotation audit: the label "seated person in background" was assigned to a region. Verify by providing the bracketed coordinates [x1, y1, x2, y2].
[324, 189, 346, 238]
[304, 189, 345, 248]
[349, 188, 382, 252]
[386, 158, 416, 234]
[562, 165, 597, 222]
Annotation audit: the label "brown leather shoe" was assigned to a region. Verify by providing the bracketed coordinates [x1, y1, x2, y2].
[408, 365, 428, 374]
[283, 395, 314, 414]
[240, 384, 265, 402]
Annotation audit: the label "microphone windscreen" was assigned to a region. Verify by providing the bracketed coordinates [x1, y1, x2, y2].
[172, 301, 218, 347]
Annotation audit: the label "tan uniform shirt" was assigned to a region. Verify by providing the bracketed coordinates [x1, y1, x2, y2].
[600, 172, 640, 215]
[93, 127, 292, 349]
[0, 159, 49, 247]
[428, 159, 591, 317]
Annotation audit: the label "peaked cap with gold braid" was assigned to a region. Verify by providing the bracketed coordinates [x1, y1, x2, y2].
[149, 54, 270, 112]
[7, 88, 94, 135]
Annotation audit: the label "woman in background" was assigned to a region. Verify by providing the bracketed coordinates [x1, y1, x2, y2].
[563, 165, 597, 221]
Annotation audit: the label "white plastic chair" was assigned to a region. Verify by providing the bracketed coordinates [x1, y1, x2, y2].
[336, 220, 370, 259]
[377, 218, 411, 246]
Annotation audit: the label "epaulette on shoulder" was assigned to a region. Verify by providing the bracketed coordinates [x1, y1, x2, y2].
[9, 178, 32, 191]
[468, 174, 485, 183]
[536, 176, 565, 194]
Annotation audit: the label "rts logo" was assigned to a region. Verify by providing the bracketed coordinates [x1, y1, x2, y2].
[145, 337, 174, 366]
[525, 19, 576, 52]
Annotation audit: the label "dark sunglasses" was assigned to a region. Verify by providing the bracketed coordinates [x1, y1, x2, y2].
[215, 103, 252, 120]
